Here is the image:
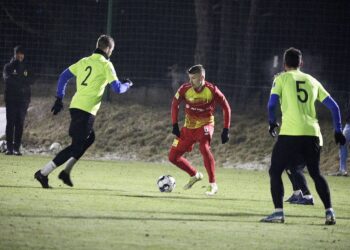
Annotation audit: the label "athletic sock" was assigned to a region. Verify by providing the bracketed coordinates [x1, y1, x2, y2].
[293, 190, 302, 196]
[304, 195, 313, 199]
[64, 157, 77, 174]
[326, 208, 334, 213]
[40, 161, 57, 176]
[194, 172, 201, 178]
[275, 208, 283, 213]
[209, 182, 217, 188]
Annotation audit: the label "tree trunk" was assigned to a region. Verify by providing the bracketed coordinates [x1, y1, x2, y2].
[194, 0, 213, 67]
[217, 0, 238, 86]
[235, 0, 260, 107]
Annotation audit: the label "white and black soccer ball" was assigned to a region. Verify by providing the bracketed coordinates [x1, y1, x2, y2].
[0, 140, 6, 153]
[157, 175, 176, 192]
[49, 142, 62, 154]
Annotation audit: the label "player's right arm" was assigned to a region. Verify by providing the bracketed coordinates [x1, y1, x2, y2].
[267, 77, 282, 137]
[171, 85, 186, 137]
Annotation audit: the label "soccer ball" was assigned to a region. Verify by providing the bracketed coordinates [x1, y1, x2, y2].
[157, 175, 176, 192]
[0, 140, 6, 153]
[49, 142, 62, 154]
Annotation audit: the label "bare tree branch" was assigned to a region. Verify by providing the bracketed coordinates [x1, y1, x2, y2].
[0, 4, 44, 37]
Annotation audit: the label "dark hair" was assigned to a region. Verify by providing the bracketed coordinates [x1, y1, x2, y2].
[14, 45, 24, 54]
[188, 64, 205, 74]
[284, 47, 302, 68]
[96, 35, 114, 50]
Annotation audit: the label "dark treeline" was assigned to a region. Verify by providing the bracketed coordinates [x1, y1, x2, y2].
[1, 0, 349, 103]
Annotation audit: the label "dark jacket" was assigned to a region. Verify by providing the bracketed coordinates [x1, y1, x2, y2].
[3, 57, 33, 102]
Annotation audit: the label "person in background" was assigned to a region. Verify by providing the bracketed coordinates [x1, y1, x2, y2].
[337, 103, 350, 176]
[2, 45, 34, 156]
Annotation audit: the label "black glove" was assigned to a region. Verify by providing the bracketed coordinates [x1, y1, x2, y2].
[334, 131, 346, 145]
[172, 123, 180, 137]
[121, 78, 133, 87]
[268, 122, 279, 138]
[51, 97, 63, 115]
[221, 128, 229, 144]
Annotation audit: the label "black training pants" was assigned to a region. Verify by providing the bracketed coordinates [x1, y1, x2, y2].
[269, 135, 332, 209]
[286, 163, 311, 195]
[53, 108, 95, 166]
[5, 100, 29, 151]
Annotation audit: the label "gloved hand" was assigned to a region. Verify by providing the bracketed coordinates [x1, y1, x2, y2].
[51, 97, 63, 115]
[334, 131, 346, 145]
[172, 123, 180, 137]
[221, 128, 229, 144]
[121, 78, 133, 87]
[268, 121, 279, 138]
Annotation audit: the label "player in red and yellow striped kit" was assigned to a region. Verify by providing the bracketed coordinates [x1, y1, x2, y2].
[168, 64, 231, 195]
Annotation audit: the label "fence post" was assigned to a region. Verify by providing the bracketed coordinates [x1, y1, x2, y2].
[103, 0, 114, 102]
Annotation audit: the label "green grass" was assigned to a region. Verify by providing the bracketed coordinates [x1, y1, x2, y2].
[0, 155, 350, 250]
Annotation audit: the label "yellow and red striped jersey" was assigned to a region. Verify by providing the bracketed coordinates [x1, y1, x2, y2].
[171, 81, 231, 129]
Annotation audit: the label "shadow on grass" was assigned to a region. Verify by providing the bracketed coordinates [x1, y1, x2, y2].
[115, 209, 350, 221]
[0, 184, 123, 193]
[3, 212, 267, 223]
[0, 184, 266, 202]
[4, 211, 349, 224]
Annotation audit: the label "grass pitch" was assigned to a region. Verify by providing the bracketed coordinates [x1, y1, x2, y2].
[0, 155, 349, 250]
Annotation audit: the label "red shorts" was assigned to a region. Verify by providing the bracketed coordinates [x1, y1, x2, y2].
[171, 125, 214, 153]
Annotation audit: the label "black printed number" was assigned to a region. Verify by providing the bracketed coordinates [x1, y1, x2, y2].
[81, 66, 92, 86]
[296, 81, 308, 103]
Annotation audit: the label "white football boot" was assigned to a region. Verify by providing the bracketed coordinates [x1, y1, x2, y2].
[183, 172, 203, 190]
[205, 183, 218, 196]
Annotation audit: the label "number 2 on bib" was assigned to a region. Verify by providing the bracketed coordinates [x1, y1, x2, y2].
[81, 66, 92, 86]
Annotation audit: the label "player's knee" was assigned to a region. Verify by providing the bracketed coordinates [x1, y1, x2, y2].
[199, 143, 210, 154]
[86, 131, 95, 145]
[71, 142, 84, 159]
[168, 150, 178, 163]
[308, 171, 322, 181]
[269, 166, 280, 178]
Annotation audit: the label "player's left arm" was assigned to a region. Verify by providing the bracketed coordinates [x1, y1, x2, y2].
[318, 82, 345, 145]
[322, 96, 342, 132]
[214, 87, 231, 128]
[110, 79, 133, 94]
[214, 87, 231, 144]
[106, 62, 133, 94]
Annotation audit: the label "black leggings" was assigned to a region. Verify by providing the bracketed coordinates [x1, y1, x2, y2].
[269, 136, 331, 209]
[286, 164, 311, 195]
[53, 109, 95, 166]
